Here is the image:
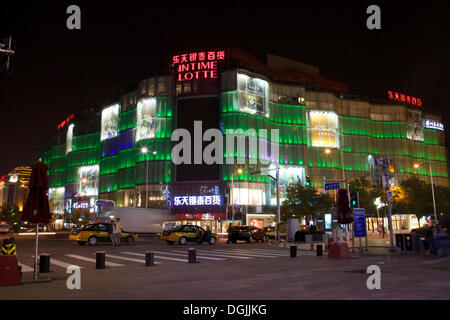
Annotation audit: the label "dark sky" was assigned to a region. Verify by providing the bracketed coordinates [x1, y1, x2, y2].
[1, 1, 449, 176]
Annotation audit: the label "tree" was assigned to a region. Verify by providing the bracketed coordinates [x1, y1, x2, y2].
[65, 209, 91, 225]
[0, 205, 22, 232]
[349, 177, 383, 216]
[280, 184, 332, 224]
[391, 177, 450, 226]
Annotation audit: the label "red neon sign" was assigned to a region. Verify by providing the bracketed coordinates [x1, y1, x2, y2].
[57, 114, 75, 130]
[387, 91, 422, 107]
[173, 50, 225, 82]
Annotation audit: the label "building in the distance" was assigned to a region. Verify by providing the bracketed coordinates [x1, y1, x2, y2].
[35, 48, 448, 233]
[0, 166, 32, 211]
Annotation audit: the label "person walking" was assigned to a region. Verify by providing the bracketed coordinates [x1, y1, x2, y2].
[108, 221, 115, 245]
[113, 218, 123, 246]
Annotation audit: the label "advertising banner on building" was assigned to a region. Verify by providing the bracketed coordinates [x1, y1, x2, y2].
[309, 111, 339, 148]
[136, 98, 157, 142]
[66, 124, 74, 154]
[237, 73, 269, 117]
[101, 104, 120, 141]
[406, 109, 424, 141]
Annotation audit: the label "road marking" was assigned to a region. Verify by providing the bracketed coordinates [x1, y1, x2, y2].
[122, 252, 187, 263]
[65, 254, 124, 267]
[101, 253, 162, 265]
[423, 257, 450, 265]
[29, 256, 83, 269]
[222, 248, 289, 257]
[151, 250, 224, 261]
[211, 249, 278, 258]
[177, 250, 252, 260]
[18, 263, 33, 272]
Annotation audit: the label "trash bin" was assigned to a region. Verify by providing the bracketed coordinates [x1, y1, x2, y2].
[395, 234, 405, 251]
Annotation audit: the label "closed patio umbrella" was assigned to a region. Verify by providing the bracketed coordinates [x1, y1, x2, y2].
[22, 159, 51, 280]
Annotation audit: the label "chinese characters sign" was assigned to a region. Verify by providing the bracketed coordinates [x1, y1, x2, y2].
[387, 91, 422, 106]
[173, 195, 222, 206]
[57, 114, 74, 130]
[173, 50, 225, 82]
[423, 120, 444, 131]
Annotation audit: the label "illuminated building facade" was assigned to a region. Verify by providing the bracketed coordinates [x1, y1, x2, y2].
[0, 166, 32, 211]
[36, 48, 449, 232]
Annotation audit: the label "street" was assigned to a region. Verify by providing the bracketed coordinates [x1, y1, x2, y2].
[1, 235, 449, 300]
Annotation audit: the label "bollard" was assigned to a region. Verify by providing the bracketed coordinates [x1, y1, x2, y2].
[96, 251, 106, 269]
[145, 252, 154, 266]
[316, 244, 323, 256]
[188, 248, 196, 264]
[290, 244, 297, 258]
[39, 254, 51, 273]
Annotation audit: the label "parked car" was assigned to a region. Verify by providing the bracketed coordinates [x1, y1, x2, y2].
[262, 226, 287, 240]
[69, 223, 138, 246]
[228, 226, 268, 243]
[160, 225, 218, 245]
[0, 222, 11, 234]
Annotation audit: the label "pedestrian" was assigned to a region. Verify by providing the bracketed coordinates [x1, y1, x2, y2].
[196, 226, 205, 244]
[113, 218, 123, 246]
[108, 221, 115, 245]
[226, 224, 235, 244]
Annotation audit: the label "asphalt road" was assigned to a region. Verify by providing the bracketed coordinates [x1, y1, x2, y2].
[1, 235, 449, 300]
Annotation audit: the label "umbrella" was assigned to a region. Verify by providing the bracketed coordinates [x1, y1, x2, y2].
[22, 159, 51, 280]
[337, 189, 353, 224]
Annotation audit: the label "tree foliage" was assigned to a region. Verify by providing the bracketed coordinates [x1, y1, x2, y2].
[280, 184, 332, 223]
[349, 177, 384, 216]
[0, 205, 22, 227]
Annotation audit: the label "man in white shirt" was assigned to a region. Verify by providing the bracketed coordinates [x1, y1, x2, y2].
[113, 218, 123, 246]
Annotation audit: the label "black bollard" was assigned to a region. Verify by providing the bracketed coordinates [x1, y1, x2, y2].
[188, 248, 196, 264]
[96, 251, 106, 269]
[145, 252, 154, 266]
[290, 244, 297, 258]
[316, 244, 323, 256]
[39, 254, 51, 273]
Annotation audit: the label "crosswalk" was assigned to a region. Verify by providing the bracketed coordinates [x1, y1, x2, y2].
[17, 247, 321, 272]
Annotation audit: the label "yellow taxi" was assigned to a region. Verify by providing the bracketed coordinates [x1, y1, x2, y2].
[69, 222, 138, 246]
[160, 224, 219, 245]
[262, 227, 287, 240]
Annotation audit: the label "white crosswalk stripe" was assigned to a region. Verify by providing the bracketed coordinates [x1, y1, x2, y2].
[29, 256, 83, 269]
[122, 252, 187, 263]
[222, 249, 289, 257]
[150, 250, 225, 261]
[18, 263, 33, 272]
[101, 253, 162, 265]
[65, 254, 124, 267]
[210, 249, 278, 258]
[175, 250, 253, 260]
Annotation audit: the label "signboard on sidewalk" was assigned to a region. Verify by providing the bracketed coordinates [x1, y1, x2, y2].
[387, 191, 393, 202]
[353, 208, 367, 238]
[324, 182, 340, 191]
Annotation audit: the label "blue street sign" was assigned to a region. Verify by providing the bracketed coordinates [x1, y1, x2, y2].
[324, 182, 340, 191]
[353, 208, 367, 238]
[96, 200, 111, 207]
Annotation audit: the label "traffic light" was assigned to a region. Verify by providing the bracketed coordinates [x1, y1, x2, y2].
[350, 192, 359, 208]
[305, 176, 311, 186]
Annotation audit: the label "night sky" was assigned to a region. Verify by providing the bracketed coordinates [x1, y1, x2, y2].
[1, 1, 449, 176]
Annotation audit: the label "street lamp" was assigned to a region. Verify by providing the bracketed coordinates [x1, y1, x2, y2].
[141, 147, 151, 209]
[412, 158, 437, 224]
[230, 167, 244, 222]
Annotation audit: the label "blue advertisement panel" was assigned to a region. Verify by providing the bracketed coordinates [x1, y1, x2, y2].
[353, 208, 367, 238]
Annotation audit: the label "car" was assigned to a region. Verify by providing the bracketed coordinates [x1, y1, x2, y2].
[0, 222, 11, 234]
[69, 222, 138, 246]
[262, 227, 287, 240]
[160, 225, 218, 245]
[227, 226, 268, 243]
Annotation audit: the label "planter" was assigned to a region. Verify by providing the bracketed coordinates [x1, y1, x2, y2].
[305, 234, 325, 242]
[295, 232, 306, 242]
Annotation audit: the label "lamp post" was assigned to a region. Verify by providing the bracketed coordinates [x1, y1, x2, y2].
[141, 147, 157, 209]
[414, 147, 437, 223]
